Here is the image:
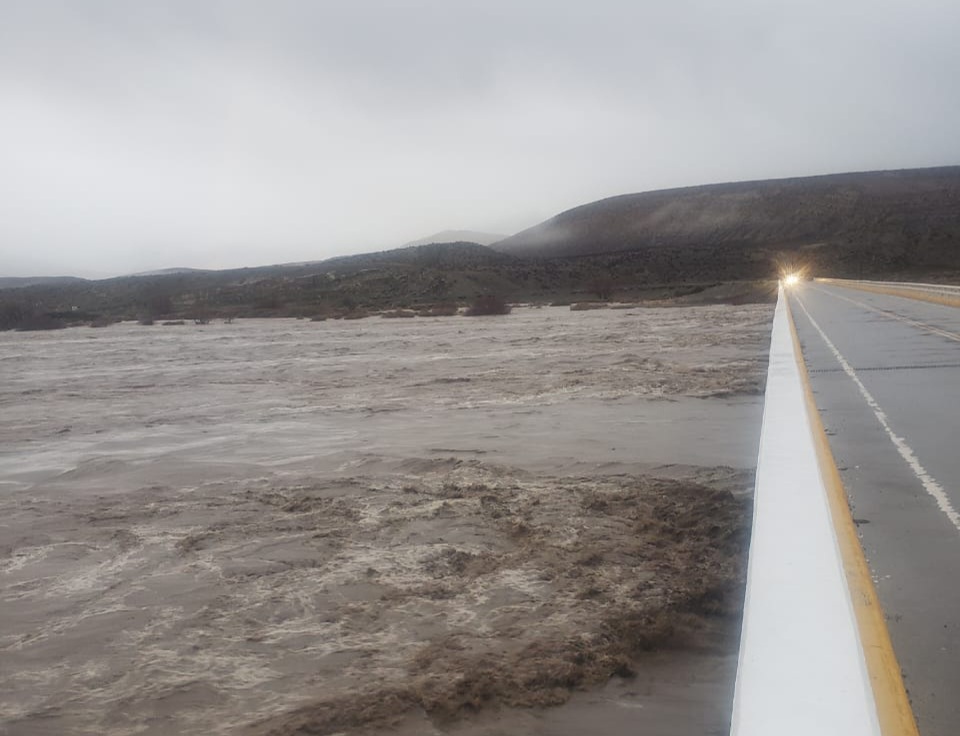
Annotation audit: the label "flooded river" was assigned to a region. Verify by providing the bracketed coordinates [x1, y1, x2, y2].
[0, 304, 771, 735]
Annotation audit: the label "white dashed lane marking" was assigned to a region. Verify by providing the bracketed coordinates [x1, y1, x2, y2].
[793, 294, 960, 534]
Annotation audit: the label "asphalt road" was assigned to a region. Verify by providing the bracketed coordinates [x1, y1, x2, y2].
[788, 282, 960, 736]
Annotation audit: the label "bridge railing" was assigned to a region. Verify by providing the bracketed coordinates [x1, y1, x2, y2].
[815, 277, 960, 307]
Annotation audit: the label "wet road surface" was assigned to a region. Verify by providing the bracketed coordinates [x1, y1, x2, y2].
[789, 282, 960, 736]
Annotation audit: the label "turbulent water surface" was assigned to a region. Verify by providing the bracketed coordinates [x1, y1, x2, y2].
[1, 305, 771, 735]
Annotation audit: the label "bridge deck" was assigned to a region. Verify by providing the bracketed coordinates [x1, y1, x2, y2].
[790, 282, 960, 736]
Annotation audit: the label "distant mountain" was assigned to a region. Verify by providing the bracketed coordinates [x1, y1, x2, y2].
[0, 276, 88, 289]
[128, 267, 211, 277]
[493, 166, 960, 278]
[402, 230, 506, 248]
[323, 242, 515, 270]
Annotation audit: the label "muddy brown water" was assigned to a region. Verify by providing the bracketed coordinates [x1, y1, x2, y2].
[0, 305, 771, 735]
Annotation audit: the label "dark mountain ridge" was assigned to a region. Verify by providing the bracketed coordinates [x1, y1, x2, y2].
[493, 166, 960, 277]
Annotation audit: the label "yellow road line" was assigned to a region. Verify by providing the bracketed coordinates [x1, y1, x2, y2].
[812, 284, 960, 343]
[817, 278, 960, 309]
[784, 294, 920, 736]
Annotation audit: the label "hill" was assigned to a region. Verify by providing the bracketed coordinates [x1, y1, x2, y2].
[0, 243, 556, 327]
[0, 276, 88, 290]
[4, 239, 761, 330]
[493, 167, 960, 280]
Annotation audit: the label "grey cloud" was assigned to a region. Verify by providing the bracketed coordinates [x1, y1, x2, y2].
[2, 0, 959, 275]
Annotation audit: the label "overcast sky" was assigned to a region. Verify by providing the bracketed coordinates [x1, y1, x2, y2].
[2, 0, 959, 277]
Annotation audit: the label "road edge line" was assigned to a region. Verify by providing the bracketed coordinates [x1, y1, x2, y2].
[784, 293, 920, 736]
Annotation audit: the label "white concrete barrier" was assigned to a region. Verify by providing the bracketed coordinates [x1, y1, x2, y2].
[730, 286, 908, 736]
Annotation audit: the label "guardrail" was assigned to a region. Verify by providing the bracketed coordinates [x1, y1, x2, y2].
[816, 278, 960, 307]
[851, 279, 960, 295]
[730, 285, 917, 736]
